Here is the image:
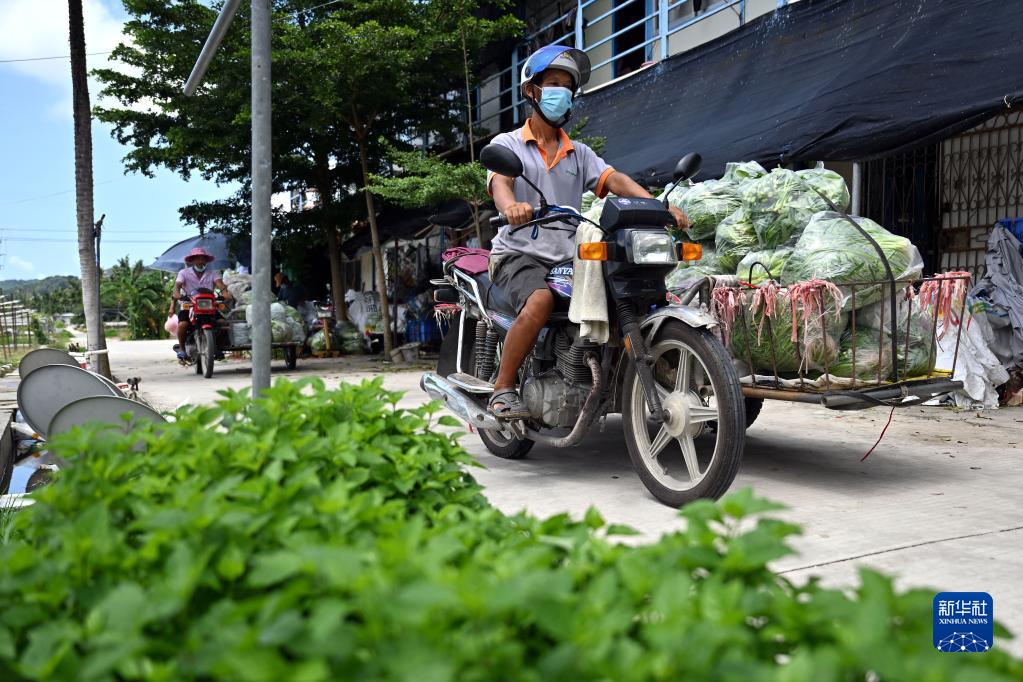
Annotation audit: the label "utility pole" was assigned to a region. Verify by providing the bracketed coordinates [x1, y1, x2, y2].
[94, 213, 104, 338]
[184, 0, 272, 394]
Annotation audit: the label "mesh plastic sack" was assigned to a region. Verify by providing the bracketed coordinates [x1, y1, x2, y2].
[831, 297, 937, 380]
[729, 293, 844, 375]
[831, 320, 936, 380]
[715, 209, 760, 273]
[741, 168, 836, 248]
[270, 319, 292, 343]
[780, 212, 924, 309]
[665, 243, 722, 293]
[669, 179, 742, 242]
[582, 193, 615, 224]
[336, 320, 365, 354]
[721, 160, 768, 183]
[308, 329, 328, 352]
[580, 191, 597, 214]
[796, 162, 850, 211]
[736, 247, 793, 286]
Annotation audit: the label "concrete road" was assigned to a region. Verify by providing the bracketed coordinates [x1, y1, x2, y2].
[110, 338, 1023, 653]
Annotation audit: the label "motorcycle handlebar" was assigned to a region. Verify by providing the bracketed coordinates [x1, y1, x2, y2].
[490, 207, 546, 231]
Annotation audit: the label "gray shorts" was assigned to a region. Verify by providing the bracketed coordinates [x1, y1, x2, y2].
[490, 253, 550, 314]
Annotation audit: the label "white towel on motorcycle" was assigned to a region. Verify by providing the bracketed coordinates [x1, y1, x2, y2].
[569, 223, 609, 344]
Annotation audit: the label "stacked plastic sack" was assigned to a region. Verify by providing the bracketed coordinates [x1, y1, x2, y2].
[648, 162, 937, 381]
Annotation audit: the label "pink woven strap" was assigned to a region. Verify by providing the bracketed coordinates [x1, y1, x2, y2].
[917, 271, 972, 338]
[786, 279, 844, 344]
[711, 286, 747, 347]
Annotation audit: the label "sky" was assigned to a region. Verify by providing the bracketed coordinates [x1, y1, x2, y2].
[0, 0, 231, 280]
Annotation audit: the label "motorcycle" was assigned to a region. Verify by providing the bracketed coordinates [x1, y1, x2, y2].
[176, 288, 228, 378]
[422, 145, 745, 507]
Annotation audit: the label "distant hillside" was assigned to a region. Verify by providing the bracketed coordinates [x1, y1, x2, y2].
[0, 275, 80, 297]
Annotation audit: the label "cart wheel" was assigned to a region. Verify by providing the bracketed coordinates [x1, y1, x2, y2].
[744, 397, 764, 429]
[284, 346, 297, 370]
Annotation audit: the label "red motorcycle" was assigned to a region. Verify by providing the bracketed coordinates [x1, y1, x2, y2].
[177, 288, 227, 378]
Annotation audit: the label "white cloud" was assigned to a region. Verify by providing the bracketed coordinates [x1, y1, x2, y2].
[7, 255, 36, 275]
[0, 0, 136, 118]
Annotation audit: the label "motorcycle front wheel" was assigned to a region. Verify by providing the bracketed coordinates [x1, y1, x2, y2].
[622, 320, 745, 507]
[198, 328, 215, 379]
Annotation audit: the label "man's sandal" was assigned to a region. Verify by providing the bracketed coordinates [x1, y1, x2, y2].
[489, 388, 530, 420]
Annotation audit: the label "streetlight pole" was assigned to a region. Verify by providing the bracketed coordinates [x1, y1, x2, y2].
[183, 0, 272, 394]
[248, 0, 272, 393]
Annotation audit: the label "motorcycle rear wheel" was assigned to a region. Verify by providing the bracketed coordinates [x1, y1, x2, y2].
[437, 311, 533, 459]
[622, 320, 745, 507]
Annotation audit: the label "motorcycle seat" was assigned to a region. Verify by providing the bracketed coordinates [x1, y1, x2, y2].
[470, 271, 518, 317]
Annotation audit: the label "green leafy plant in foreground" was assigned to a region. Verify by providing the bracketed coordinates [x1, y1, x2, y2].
[0, 378, 1019, 681]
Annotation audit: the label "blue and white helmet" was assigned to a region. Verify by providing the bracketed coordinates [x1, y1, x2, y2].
[519, 45, 591, 95]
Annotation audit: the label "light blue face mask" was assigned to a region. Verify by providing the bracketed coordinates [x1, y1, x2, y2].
[536, 86, 574, 125]
[192, 263, 208, 273]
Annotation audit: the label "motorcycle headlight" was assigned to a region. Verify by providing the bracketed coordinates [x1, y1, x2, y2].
[629, 231, 677, 265]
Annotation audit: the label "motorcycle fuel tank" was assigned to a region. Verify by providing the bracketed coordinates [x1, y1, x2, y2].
[545, 261, 573, 300]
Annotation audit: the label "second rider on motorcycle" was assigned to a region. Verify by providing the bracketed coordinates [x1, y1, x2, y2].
[487, 44, 688, 419]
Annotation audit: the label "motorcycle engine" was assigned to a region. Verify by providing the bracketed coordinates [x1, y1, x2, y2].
[521, 330, 597, 428]
[521, 373, 590, 429]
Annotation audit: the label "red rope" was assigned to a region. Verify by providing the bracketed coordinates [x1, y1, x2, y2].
[860, 406, 895, 461]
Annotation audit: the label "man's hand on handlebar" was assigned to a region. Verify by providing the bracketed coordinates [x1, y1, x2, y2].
[504, 202, 535, 226]
[668, 206, 689, 231]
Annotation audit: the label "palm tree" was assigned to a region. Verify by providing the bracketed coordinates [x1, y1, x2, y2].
[69, 0, 110, 377]
[102, 258, 168, 340]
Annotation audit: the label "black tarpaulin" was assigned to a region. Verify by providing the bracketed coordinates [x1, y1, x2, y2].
[341, 199, 471, 256]
[573, 0, 1023, 183]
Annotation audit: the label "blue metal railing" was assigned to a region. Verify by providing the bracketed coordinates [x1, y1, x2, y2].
[469, 0, 760, 140]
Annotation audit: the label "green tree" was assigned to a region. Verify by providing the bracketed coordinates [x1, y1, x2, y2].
[95, 0, 520, 353]
[95, 0, 365, 321]
[101, 257, 169, 340]
[366, 146, 488, 241]
[29, 315, 49, 346]
[313, 2, 519, 355]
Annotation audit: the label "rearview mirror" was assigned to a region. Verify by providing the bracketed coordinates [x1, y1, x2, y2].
[480, 144, 524, 178]
[673, 153, 702, 183]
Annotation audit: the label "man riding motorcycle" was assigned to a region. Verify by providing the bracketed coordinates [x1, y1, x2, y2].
[487, 44, 688, 418]
[171, 247, 233, 361]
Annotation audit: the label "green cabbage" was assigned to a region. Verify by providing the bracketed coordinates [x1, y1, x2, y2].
[831, 325, 936, 380]
[780, 212, 923, 309]
[665, 242, 722, 292]
[729, 298, 843, 374]
[715, 209, 759, 273]
[270, 319, 292, 343]
[721, 160, 768, 183]
[831, 301, 937, 379]
[740, 168, 837, 248]
[736, 247, 793, 285]
[668, 179, 742, 242]
[582, 192, 615, 224]
[796, 163, 850, 211]
[580, 191, 597, 213]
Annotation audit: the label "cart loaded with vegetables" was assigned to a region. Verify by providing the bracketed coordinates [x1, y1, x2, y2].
[582, 161, 970, 416]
